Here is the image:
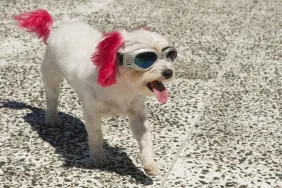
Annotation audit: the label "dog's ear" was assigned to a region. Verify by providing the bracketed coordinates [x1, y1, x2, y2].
[91, 31, 124, 87]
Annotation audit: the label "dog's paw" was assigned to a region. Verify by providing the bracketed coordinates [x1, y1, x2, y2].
[144, 163, 159, 176]
[45, 113, 61, 127]
[87, 152, 109, 168]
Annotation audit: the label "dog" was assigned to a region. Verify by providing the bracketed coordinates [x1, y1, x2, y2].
[14, 9, 177, 176]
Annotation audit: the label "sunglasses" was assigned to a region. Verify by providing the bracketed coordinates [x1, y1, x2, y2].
[118, 46, 177, 71]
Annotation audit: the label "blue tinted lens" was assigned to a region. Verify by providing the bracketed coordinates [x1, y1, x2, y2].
[134, 52, 157, 69]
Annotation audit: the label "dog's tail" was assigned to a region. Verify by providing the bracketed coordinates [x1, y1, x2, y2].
[13, 9, 53, 45]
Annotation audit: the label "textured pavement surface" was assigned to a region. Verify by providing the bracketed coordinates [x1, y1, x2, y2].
[0, 0, 282, 187]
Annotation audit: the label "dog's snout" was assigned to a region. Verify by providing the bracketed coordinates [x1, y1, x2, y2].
[162, 69, 173, 79]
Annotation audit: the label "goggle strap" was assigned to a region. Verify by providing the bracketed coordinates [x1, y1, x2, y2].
[118, 53, 124, 65]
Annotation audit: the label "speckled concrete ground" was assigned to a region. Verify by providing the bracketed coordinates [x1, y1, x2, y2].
[0, 0, 281, 187]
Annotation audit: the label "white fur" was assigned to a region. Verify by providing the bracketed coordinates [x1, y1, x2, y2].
[41, 21, 175, 176]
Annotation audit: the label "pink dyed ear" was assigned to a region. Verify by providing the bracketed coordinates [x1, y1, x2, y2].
[91, 31, 124, 87]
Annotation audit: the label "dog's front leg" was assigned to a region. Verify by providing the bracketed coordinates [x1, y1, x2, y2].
[83, 110, 108, 167]
[128, 110, 159, 176]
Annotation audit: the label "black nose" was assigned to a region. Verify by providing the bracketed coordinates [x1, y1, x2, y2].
[162, 69, 173, 79]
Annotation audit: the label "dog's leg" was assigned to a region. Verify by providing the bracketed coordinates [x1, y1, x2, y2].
[41, 57, 62, 127]
[128, 109, 158, 176]
[83, 107, 108, 167]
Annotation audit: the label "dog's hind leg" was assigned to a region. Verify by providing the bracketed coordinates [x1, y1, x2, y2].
[41, 53, 63, 127]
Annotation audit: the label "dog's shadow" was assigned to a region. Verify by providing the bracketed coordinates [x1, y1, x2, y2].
[0, 100, 153, 185]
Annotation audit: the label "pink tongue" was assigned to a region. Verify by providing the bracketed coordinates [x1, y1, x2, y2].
[149, 81, 168, 104]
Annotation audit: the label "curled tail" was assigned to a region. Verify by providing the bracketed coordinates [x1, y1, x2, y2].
[13, 9, 53, 44]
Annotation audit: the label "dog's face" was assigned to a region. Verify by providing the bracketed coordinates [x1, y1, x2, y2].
[117, 29, 176, 104]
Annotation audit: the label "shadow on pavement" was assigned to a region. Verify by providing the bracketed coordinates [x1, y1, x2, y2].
[0, 100, 153, 185]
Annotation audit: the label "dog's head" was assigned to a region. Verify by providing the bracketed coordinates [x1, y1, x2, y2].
[92, 29, 177, 104]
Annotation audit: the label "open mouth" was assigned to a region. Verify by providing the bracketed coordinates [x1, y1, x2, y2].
[147, 81, 168, 104]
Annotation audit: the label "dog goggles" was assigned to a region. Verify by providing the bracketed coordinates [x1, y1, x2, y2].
[118, 46, 177, 71]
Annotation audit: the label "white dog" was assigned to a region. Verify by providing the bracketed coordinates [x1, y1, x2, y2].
[14, 9, 177, 176]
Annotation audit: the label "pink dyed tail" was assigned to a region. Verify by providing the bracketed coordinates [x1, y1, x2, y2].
[13, 9, 53, 44]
